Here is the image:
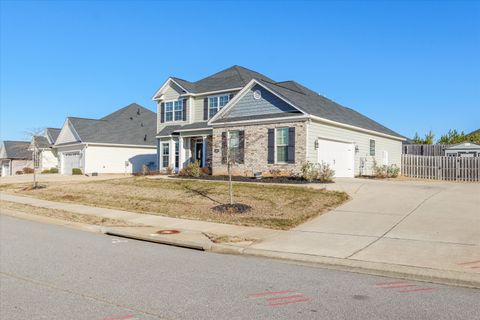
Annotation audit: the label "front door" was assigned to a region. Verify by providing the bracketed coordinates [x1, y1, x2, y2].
[195, 141, 203, 167]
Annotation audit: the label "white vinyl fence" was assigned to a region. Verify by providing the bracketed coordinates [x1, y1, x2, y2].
[401, 154, 479, 182]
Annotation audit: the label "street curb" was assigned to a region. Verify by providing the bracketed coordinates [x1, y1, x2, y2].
[4, 208, 479, 289]
[103, 228, 210, 251]
[239, 247, 480, 289]
[0, 209, 104, 234]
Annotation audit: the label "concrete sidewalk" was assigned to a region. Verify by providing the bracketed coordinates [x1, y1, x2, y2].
[1, 177, 479, 288]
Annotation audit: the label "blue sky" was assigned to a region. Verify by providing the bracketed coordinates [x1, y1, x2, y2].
[1, 0, 479, 141]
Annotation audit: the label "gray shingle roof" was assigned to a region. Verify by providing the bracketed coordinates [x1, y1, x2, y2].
[32, 136, 51, 149]
[45, 128, 61, 144]
[169, 66, 274, 94]
[157, 122, 210, 136]
[64, 103, 156, 146]
[0, 141, 32, 159]
[257, 80, 404, 138]
[161, 66, 403, 138]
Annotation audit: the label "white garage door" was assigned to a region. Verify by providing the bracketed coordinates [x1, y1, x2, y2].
[62, 152, 81, 175]
[317, 139, 354, 178]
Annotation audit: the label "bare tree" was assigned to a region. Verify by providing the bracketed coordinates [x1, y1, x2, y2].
[23, 128, 44, 189]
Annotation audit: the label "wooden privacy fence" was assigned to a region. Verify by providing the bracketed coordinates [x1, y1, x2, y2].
[402, 144, 449, 156]
[401, 154, 480, 182]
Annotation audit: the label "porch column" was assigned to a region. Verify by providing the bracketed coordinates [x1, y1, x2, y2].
[169, 138, 175, 169]
[178, 135, 185, 171]
[202, 135, 207, 168]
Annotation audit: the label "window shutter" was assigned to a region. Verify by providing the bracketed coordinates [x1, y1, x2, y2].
[203, 98, 208, 120]
[221, 132, 227, 164]
[238, 130, 245, 164]
[288, 127, 295, 163]
[160, 102, 165, 123]
[267, 128, 275, 164]
[183, 99, 187, 121]
[229, 93, 235, 101]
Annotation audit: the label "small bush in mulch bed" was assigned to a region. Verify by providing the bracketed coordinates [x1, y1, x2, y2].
[212, 203, 252, 214]
[174, 175, 333, 184]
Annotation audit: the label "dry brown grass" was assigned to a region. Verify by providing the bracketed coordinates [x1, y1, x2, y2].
[1, 177, 349, 230]
[0, 200, 142, 226]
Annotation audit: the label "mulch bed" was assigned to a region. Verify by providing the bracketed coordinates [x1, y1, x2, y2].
[212, 203, 253, 214]
[174, 175, 333, 184]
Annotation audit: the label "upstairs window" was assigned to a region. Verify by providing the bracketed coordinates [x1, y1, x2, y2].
[165, 100, 183, 122]
[208, 94, 229, 119]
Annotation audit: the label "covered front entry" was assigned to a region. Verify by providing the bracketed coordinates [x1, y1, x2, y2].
[317, 138, 354, 178]
[158, 132, 212, 172]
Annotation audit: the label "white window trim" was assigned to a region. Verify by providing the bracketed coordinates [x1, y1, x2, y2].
[161, 142, 170, 169]
[208, 94, 230, 119]
[164, 99, 184, 122]
[369, 139, 376, 156]
[275, 127, 289, 164]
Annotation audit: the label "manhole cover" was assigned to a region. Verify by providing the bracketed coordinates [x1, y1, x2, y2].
[156, 230, 180, 235]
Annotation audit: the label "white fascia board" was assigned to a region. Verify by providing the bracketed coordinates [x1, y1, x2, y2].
[211, 115, 308, 127]
[179, 87, 244, 98]
[152, 78, 191, 101]
[208, 79, 307, 125]
[83, 142, 157, 148]
[310, 115, 406, 141]
[174, 127, 212, 133]
[53, 118, 82, 147]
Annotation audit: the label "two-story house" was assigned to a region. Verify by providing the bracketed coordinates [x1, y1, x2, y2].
[153, 66, 405, 177]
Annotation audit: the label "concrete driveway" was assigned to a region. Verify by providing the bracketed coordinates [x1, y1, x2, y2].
[251, 178, 480, 275]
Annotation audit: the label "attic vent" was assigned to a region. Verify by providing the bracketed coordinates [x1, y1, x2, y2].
[144, 134, 147, 141]
[253, 90, 262, 100]
[137, 108, 140, 115]
[129, 117, 133, 120]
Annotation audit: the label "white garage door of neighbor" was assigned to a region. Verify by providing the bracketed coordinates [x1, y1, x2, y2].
[317, 139, 354, 178]
[62, 152, 81, 174]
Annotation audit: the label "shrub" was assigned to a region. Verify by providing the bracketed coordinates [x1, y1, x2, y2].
[41, 167, 59, 174]
[166, 166, 174, 175]
[15, 170, 23, 175]
[200, 167, 210, 175]
[301, 162, 317, 182]
[23, 167, 34, 174]
[72, 168, 82, 175]
[179, 161, 201, 177]
[373, 160, 399, 178]
[317, 162, 335, 182]
[301, 161, 335, 182]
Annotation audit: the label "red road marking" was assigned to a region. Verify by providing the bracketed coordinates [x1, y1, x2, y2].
[267, 294, 305, 301]
[457, 260, 480, 265]
[375, 281, 408, 286]
[380, 284, 417, 289]
[399, 288, 434, 293]
[269, 298, 310, 307]
[249, 290, 295, 297]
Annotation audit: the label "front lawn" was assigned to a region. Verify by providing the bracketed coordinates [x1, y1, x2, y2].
[0, 177, 349, 230]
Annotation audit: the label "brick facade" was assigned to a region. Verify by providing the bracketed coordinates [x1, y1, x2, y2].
[211, 121, 307, 176]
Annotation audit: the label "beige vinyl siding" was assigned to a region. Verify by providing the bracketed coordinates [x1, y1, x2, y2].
[307, 120, 402, 176]
[192, 97, 205, 123]
[156, 83, 185, 131]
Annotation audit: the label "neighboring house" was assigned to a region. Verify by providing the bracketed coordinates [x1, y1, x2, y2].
[0, 141, 33, 177]
[54, 103, 157, 175]
[445, 142, 480, 157]
[30, 128, 61, 171]
[153, 66, 405, 177]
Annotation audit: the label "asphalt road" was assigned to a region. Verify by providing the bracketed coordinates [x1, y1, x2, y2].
[1, 215, 478, 320]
